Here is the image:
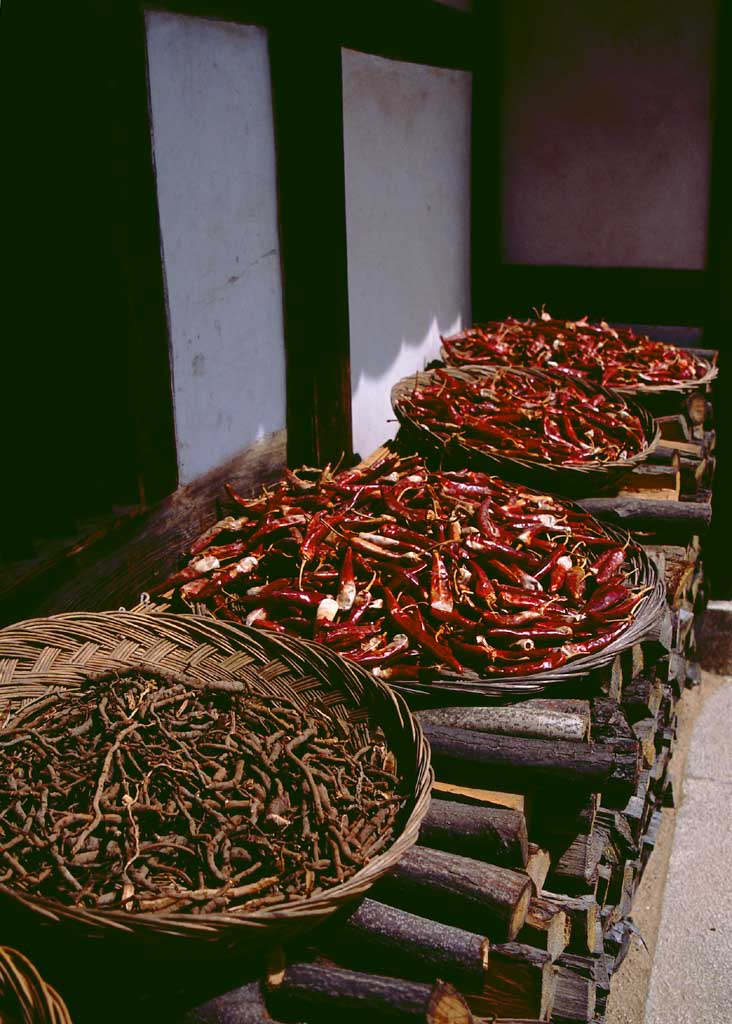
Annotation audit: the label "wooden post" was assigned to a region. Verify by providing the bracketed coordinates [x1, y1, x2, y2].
[269, 21, 352, 468]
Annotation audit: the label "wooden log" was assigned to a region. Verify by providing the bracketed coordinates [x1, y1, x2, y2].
[576, 496, 712, 536]
[545, 828, 607, 898]
[657, 413, 691, 442]
[595, 862, 612, 907]
[609, 858, 638, 913]
[644, 445, 682, 467]
[651, 746, 671, 790]
[645, 605, 674, 657]
[530, 792, 599, 841]
[422, 725, 640, 807]
[467, 943, 555, 1021]
[266, 963, 472, 1024]
[616, 462, 680, 501]
[642, 809, 663, 860]
[622, 769, 652, 843]
[415, 700, 591, 743]
[655, 416, 707, 456]
[622, 673, 663, 723]
[517, 897, 570, 961]
[525, 843, 551, 893]
[419, 798, 529, 868]
[686, 391, 709, 426]
[679, 455, 709, 493]
[589, 655, 623, 702]
[668, 651, 688, 692]
[431, 781, 528, 815]
[558, 952, 609, 989]
[620, 643, 645, 684]
[541, 894, 599, 956]
[552, 970, 596, 1023]
[678, 606, 695, 647]
[372, 845, 532, 942]
[595, 808, 638, 860]
[633, 717, 659, 768]
[317, 898, 490, 994]
[590, 699, 637, 746]
[181, 981, 283, 1024]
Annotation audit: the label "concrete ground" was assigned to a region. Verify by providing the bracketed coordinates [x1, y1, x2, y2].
[606, 615, 732, 1023]
[644, 679, 732, 1023]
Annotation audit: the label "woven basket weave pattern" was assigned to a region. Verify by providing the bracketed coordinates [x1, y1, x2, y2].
[0, 946, 73, 1024]
[391, 365, 661, 496]
[0, 612, 432, 951]
[381, 526, 666, 701]
[440, 335, 718, 397]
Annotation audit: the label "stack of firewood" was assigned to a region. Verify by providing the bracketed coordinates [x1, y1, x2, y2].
[180, 618, 701, 1024]
[177, 366, 713, 1024]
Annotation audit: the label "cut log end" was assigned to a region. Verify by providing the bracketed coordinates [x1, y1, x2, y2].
[427, 980, 474, 1024]
[509, 879, 533, 941]
[480, 937, 491, 972]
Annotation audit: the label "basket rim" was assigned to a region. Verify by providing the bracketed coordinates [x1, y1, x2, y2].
[0, 945, 73, 1024]
[377, 520, 667, 701]
[439, 335, 718, 396]
[392, 364, 661, 480]
[0, 611, 433, 938]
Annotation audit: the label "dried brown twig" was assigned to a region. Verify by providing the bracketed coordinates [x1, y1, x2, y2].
[0, 669, 405, 915]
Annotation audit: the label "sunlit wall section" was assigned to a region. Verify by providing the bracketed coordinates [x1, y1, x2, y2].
[342, 50, 472, 458]
[145, 12, 286, 483]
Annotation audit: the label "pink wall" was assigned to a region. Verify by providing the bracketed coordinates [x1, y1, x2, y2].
[501, 0, 715, 269]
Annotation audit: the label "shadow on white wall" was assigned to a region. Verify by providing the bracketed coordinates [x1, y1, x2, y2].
[342, 50, 473, 458]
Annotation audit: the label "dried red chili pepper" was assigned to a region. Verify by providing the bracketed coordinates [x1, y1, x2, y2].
[442, 312, 711, 389]
[158, 457, 645, 683]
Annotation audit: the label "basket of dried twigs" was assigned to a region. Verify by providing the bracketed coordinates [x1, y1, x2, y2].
[0, 612, 432, 955]
[392, 364, 660, 496]
[0, 946, 72, 1024]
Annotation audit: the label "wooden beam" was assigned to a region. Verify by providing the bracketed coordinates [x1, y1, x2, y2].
[0, 431, 286, 625]
[470, 0, 503, 323]
[117, 2, 179, 502]
[270, 18, 352, 468]
[703, 0, 732, 598]
[488, 266, 706, 326]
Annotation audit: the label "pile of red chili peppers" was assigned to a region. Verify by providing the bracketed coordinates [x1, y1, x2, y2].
[155, 454, 648, 684]
[442, 312, 710, 388]
[397, 367, 647, 465]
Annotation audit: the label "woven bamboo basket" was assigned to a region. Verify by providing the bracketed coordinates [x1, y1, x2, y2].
[0, 946, 72, 1024]
[0, 612, 432, 954]
[381, 521, 667, 703]
[392, 365, 661, 496]
[440, 330, 718, 398]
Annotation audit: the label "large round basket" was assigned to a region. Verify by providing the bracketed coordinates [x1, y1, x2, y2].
[391, 365, 661, 497]
[0, 612, 432, 955]
[0, 946, 72, 1024]
[440, 330, 718, 400]
[380, 521, 667, 703]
